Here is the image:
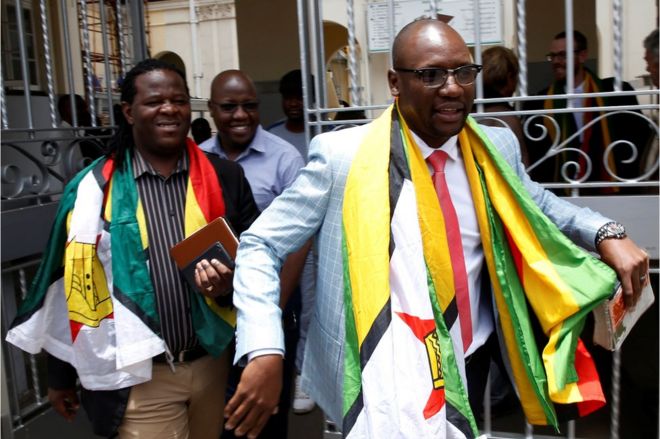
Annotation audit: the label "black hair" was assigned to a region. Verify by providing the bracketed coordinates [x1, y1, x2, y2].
[57, 94, 87, 118]
[278, 69, 315, 99]
[644, 29, 659, 62]
[554, 30, 588, 51]
[191, 117, 212, 144]
[105, 58, 189, 169]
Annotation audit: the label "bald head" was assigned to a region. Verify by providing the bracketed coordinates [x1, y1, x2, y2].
[210, 70, 257, 100]
[392, 19, 467, 68]
[207, 69, 260, 154]
[388, 19, 476, 148]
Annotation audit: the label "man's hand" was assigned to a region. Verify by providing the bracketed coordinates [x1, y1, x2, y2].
[194, 258, 233, 298]
[48, 387, 79, 422]
[597, 237, 649, 308]
[224, 355, 283, 438]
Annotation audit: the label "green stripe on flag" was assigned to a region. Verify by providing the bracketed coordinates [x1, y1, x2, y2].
[14, 159, 101, 322]
[477, 166, 559, 427]
[109, 149, 159, 326]
[342, 223, 362, 418]
[426, 266, 479, 436]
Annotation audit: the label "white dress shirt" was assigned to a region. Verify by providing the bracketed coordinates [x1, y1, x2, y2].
[412, 132, 494, 356]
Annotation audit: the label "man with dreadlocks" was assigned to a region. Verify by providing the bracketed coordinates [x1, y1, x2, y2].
[6, 59, 260, 438]
[224, 19, 649, 439]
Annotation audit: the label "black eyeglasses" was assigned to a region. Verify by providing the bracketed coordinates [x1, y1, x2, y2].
[394, 64, 482, 88]
[209, 101, 259, 113]
[545, 49, 582, 62]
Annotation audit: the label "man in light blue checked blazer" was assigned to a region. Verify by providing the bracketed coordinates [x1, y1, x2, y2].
[223, 19, 649, 438]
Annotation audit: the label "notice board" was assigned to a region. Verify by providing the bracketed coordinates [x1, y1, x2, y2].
[367, 0, 503, 53]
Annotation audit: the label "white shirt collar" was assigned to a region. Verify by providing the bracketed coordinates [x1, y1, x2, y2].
[409, 131, 460, 162]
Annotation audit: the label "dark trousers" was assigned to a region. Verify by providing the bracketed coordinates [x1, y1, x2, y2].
[222, 288, 301, 439]
[464, 331, 512, 421]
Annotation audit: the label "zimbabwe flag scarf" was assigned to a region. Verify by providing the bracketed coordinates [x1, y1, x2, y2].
[341, 104, 616, 438]
[6, 138, 235, 391]
[543, 67, 616, 188]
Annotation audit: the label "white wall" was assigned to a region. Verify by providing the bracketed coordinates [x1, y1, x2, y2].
[596, 0, 657, 88]
[148, 0, 239, 99]
[147, 0, 657, 108]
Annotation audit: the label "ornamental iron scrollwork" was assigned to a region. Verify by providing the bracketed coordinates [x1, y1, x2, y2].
[2, 133, 107, 200]
[520, 110, 658, 183]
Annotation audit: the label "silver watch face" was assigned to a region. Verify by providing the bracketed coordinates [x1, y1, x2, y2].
[606, 223, 626, 235]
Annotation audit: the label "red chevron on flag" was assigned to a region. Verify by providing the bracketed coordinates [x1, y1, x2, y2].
[396, 312, 446, 419]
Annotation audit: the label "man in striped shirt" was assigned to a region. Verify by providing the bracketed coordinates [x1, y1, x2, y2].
[45, 59, 260, 438]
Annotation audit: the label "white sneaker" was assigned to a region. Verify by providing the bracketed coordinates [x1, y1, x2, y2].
[292, 374, 316, 414]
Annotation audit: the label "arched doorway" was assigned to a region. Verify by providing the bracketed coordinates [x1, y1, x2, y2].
[323, 20, 362, 107]
[153, 51, 187, 78]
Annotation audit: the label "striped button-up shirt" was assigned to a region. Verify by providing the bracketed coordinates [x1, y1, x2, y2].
[133, 150, 196, 355]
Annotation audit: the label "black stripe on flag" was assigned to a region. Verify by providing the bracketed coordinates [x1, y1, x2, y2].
[113, 285, 161, 333]
[443, 296, 458, 329]
[388, 108, 410, 257]
[359, 299, 392, 369]
[343, 387, 364, 436]
[344, 301, 391, 436]
[446, 400, 476, 438]
[91, 158, 108, 189]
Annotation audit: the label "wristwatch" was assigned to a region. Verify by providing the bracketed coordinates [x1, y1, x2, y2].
[595, 221, 627, 247]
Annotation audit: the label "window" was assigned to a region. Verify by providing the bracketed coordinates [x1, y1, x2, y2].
[1, 0, 41, 89]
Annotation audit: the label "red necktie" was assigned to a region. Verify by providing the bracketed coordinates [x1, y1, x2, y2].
[426, 150, 473, 352]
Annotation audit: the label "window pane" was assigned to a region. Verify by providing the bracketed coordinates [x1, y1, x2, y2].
[7, 5, 16, 23]
[29, 61, 37, 85]
[11, 59, 21, 81]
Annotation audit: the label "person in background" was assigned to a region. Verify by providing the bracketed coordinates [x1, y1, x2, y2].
[615, 30, 659, 438]
[333, 99, 367, 126]
[223, 19, 648, 438]
[525, 30, 650, 190]
[57, 94, 105, 161]
[267, 69, 311, 160]
[478, 46, 529, 166]
[7, 59, 260, 439]
[191, 117, 213, 145]
[200, 69, 311, 438]
[641, 28, 658, 179]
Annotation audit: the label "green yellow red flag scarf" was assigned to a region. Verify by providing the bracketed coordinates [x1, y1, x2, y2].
[7, 138, 235, 390]
[341, 103, 616, 437]
[543, 67, 616, 188]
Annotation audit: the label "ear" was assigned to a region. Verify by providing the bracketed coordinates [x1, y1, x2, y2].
[388, 69, 400, 97]
[122, 101, 134, 125]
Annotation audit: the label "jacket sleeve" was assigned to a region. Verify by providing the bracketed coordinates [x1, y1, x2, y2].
[485, 125, 611, 251]
[205, 153, 260, 236]
[232, 133, 335, 364]
[47, 353, 78, 389]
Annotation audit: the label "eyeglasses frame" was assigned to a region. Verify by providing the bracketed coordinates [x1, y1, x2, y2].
[208, 100, 260, 114]
[393, 64, 483, 88]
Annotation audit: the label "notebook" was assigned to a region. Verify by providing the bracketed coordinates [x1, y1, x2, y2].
[592, 281, 655, 351]
[169, 217, 239, 292]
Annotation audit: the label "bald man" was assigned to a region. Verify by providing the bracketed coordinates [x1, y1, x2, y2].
[200, 70, 304, 211]
[226, 20, 648, 439]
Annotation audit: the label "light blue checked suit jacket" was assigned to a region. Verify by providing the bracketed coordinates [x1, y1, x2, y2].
[232, 121, 610, 425]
